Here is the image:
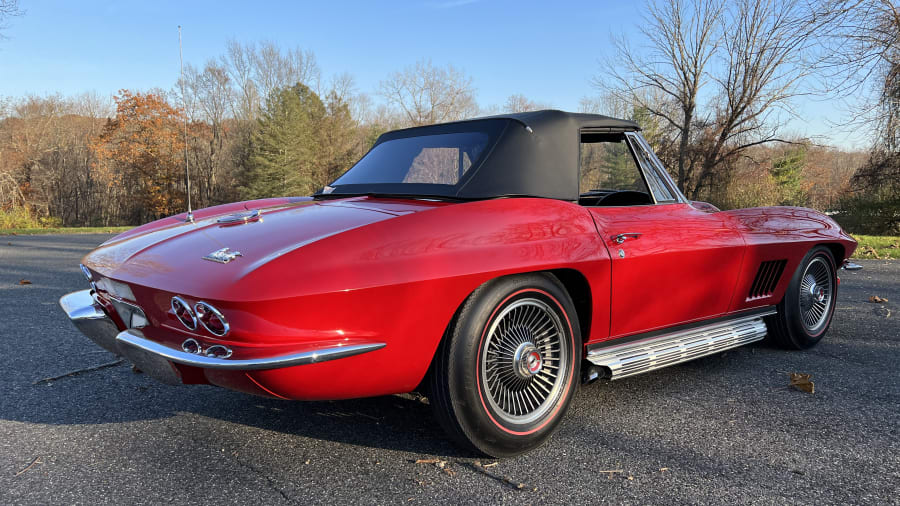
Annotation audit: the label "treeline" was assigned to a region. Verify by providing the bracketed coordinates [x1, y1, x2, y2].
[1, 1, 898, 234]
[0, 40, 500, 227]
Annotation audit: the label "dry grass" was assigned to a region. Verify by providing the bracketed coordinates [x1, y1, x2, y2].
[852, 235, 900, 259]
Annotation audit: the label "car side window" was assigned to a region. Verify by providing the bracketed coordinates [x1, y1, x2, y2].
[579, 137, 650, 195]
[578, 133, 654, 207]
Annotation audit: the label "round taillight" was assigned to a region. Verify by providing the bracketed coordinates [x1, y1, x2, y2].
[171, 296, 197, 330]
[194, 302, 229, 336]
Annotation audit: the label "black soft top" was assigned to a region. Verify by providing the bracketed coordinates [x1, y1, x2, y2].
[322, 110, 641, 202]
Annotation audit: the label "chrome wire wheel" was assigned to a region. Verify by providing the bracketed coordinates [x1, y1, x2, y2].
[480, 297, 570, 426]
[798, 256, 833, 333]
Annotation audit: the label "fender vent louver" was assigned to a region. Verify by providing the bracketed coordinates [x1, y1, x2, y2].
[747, 260, 787, 300]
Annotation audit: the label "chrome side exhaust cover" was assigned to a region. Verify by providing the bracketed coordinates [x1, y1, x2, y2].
[587, 309, 776, 380]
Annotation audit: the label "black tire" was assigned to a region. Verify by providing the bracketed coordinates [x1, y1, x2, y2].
[767, 246, 838, 350]
[428, 273, 581, 458]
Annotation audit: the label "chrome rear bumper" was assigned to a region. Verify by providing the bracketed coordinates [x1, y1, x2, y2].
[116, 329, 385, 370]
[59, 289, 386, 384]
[59, 289, 121, 355]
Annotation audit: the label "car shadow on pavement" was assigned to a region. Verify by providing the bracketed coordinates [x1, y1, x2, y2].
[6, 361, 469, 457]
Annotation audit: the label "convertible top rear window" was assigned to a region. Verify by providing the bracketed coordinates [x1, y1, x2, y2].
[332, 131, 490, 187]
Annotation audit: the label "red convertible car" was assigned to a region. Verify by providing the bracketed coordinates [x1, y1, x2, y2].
[60, 110, 858, 457]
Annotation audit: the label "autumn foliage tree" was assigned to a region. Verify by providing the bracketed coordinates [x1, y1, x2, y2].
[91, 90, 187, 223]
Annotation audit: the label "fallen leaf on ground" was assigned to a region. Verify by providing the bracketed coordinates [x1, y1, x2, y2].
[415, 458, 442, 464]
[18, 279, 31, 285]
[863, 246, 881, 259]
[869, 295, 889, 303]
[789, 372, 815, 394]
[659, 467, 669, 472]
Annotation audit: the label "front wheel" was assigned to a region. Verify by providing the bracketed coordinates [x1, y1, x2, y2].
[767, 246, 838, 349]
[428, 273, 581, 458]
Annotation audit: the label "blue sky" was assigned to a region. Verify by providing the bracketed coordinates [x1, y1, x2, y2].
[0, 0, 868, 149]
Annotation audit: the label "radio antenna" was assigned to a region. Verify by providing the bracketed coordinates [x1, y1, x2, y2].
[178, 25, 194, 223]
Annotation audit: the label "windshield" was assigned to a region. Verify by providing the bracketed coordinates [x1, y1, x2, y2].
[322, 119, 507, 197]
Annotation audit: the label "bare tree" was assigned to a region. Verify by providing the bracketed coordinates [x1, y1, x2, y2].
[599, 0, 723, 192]
[378, 59, 478, 126]
[692, 0, 828, 196]
[503, 94, 551, 113]
[599, 0, 833, 199]
[820, 1, 900, 232]
[821, 0, 900, 149]
[253, 41, 320, 102]
[0, 0, 23, 39]
[222, 39, 259, 121]
[221, 39, 320, 122]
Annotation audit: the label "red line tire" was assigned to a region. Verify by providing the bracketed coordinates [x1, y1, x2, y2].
[428, 273, 581, 457]
[766, 246, 838, 350]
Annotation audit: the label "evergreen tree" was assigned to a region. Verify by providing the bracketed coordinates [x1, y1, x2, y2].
[771, 145, 808, 206]
[240, 83, 325, 199]
[318, 90, 360, 184]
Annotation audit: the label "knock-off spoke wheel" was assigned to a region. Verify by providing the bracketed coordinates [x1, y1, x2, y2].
[482, 298, 569, 425]
[428, 273, 580, 458]
[766, 246, 838, 350]
[798, 257, 833, 333]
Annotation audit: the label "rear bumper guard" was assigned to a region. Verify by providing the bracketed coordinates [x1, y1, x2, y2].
[59, 289, 121, 355]
[59, 289, 385, 376]
[841, 260, 863, 271]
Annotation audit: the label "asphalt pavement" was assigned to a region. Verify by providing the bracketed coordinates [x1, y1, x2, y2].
[0, 234, 898, 505]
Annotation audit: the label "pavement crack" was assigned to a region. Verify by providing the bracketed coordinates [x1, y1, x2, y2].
[32, 359, 124, 385]
[229, 454, 296, 504]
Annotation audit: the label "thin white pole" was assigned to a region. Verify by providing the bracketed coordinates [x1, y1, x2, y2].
[178, 25, 193, 222]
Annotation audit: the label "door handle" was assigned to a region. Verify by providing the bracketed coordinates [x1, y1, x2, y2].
[611, 233, 642, 244]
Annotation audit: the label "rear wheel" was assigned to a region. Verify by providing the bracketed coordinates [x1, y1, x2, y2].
[428, 273, 581, 457]
[767, 246, 838, 349]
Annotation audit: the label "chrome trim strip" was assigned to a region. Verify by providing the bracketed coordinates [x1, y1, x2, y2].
[629, 132, 687, 204]
[841, 260, 863, 271]
[116, 329, 386, 371]
[587, 310, 776, 380]
[623, 132, 659, 205]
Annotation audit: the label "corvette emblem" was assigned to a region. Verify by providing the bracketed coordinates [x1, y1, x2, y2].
[203, 247, 243, 264]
